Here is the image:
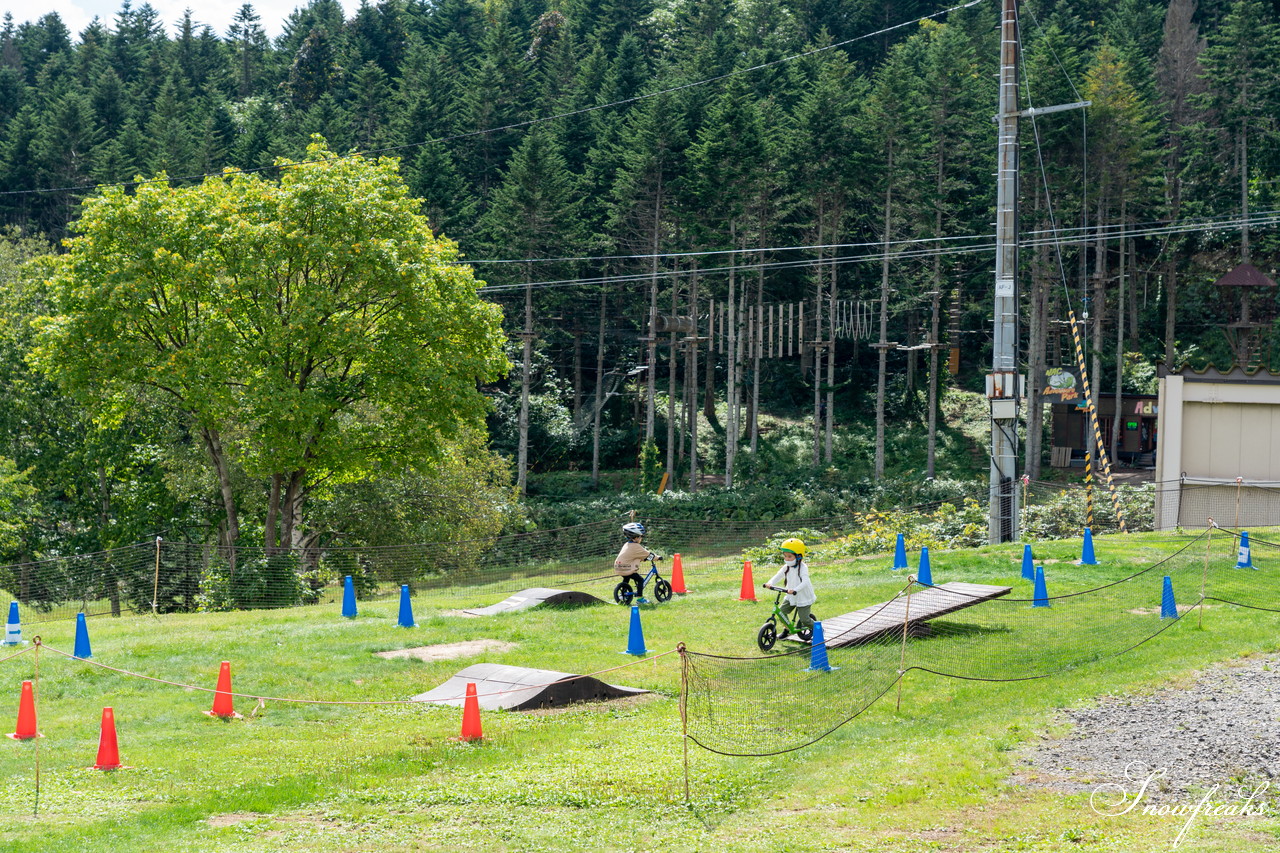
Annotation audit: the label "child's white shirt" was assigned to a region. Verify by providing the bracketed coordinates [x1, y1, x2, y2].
[767, 560, 816, 606]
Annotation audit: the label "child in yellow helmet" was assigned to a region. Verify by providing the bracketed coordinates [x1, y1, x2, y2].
[762, 537, 816, 637]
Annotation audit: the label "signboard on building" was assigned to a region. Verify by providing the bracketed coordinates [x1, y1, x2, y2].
[1042, 368, 1082, 404]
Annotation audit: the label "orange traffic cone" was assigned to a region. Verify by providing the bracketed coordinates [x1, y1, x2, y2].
[204, 661, 242, 719]
[8, 680, 40, 740]
[459, 682, 483, 742]
[737, 560, 757, 602]
[670, 553, 688, 594]
[93, 707, 122, 770]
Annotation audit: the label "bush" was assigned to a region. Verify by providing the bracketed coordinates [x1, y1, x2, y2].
[195, 550, 316, 611]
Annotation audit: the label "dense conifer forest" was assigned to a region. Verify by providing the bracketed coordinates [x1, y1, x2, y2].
[0, 0, 1275, 557]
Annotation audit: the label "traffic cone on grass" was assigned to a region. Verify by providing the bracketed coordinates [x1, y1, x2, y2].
[670, 554, 687, 594]
[8, 680, 40, 739]
[93, 707, 122, 770]
[1236, 531, 1254, 569]
[1079, 527, 1098, 566]
[459, 683, 483, 742]
[342, 575, 357, 618]
[917, 547, 933, 586]
[74, 612, 92, 659]
[893, 533, 908, 571]
[204, 661, 242, 719]
[1161, 576, 1178, 619]
[806, 621, 834, 673]
[397, 584, 415, 628]
[1021, 544, 1035, 581]
[737, 560, 757, 602]
[1033, 566, 1051, 608]
[3, 601, 19, 646]
[625, 605, 648, 656]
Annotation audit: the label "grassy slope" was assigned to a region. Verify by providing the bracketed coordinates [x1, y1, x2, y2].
[0, 532, 1278, 852]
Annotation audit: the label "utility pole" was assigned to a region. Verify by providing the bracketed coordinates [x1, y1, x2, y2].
[989, 0, 1021, 543]
[988, 0, 1089, 542]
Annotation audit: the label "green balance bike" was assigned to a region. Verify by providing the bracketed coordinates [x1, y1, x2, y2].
[614, 555, 673, 605]
[757, 585, 815, 652]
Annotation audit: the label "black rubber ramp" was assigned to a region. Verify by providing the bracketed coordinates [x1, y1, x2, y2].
[461, 587, 604, 617]
[410, 663, 649, 711]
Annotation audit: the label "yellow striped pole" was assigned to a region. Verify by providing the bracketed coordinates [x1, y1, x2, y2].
[1066, 309, 1127, 533]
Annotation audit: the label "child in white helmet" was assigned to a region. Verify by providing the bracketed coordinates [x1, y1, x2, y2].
[762, 537, 816, 637]
[614, 521, 658, 604]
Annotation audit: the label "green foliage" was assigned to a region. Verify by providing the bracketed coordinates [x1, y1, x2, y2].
[1021, 485, 1156, 541]
[638, 439, 661, 493]
[196, 550, 316, 611]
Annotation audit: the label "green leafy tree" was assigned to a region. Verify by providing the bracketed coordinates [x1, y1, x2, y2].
[35, 138, 508, 554]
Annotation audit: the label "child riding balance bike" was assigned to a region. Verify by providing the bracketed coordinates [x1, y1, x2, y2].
[757, 537, 817, 651]
[613, 521, 673, 605]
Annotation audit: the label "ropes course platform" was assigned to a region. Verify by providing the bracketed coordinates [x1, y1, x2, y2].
[793, 582, 1013, 648]
[410, 663, 648, 711]
[461, 588, 605, 616]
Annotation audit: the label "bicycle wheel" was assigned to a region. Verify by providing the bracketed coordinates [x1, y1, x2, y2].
[653, 578, 673, 603]
[613, 581, 633, 605]
[797, 622, 814, 643]
[757, 620, 778, 652]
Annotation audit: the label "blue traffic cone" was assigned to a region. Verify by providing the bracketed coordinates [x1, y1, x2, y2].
[1079, 527, 1098, 566]
[342, 575, 357, 619]
[1160, 576, 1178, 619]
[893, 533, 908, 571]
[3, 602, 19, 646]
[1236, 531, 1254, 569]
[806, 621, 833, 672]
[1021, 544, 1035, 581]
[1033, 566, 1051, 608]
[397, 584, 415, 628]
[74, 612, 92, 659]
[917, 547, 933, 586]
[624, 605, 648, 656]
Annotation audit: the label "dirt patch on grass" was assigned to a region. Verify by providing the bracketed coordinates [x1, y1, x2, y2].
[375, 639, 517, 662]
[205, 812, 265, 827]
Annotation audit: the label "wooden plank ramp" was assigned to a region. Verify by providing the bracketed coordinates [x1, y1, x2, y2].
[792, 582, 1012, 648]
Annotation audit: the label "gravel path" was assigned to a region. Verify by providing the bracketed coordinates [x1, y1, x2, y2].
[1019, 655, 1280, 800]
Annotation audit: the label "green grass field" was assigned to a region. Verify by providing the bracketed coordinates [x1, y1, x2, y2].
[1, 531, 1278, 852]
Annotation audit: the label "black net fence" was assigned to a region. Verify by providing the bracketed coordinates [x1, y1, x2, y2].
[683, 526, 1276, 756]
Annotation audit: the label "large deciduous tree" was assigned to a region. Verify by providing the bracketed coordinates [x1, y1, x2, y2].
[35, 139, 508, 552]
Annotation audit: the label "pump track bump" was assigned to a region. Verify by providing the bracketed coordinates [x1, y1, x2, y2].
[459, 587, 604, 617]
[411, 663, 649, 711]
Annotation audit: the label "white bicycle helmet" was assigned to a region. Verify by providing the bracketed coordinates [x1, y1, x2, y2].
[622, 522, 645, 539]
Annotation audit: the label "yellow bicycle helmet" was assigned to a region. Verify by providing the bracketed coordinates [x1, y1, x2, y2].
[780, 538, 807, 557]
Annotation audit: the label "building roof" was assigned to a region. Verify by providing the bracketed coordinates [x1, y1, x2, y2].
[1213, 262, 1278, 288]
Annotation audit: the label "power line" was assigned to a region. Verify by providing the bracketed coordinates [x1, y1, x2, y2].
[474, 209, 1280, 294]
[0, 0, 987, 200]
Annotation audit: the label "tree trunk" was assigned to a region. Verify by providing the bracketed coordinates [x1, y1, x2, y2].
[875, 159, 892, 480]
[518, 279, 533, 495]
[200, 426, 239, 551]
[592, 291, 605, 487]
[265, 473, 282, 552]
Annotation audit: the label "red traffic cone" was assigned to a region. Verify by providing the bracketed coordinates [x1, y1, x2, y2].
[93, 707, 122, 770]
[738, 560, 757, 602]
[459, 682, 483, 742]
[8, 680, 40, 740]
[670, 553, 687, 594]
[204, 661, 242, 719]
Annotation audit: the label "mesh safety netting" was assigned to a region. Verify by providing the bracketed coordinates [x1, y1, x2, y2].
[682, 527, 1278, 755]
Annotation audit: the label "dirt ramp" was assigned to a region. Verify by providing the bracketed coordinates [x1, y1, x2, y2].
[461, 588, 604, 617]
[410, 663, 648, 711]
